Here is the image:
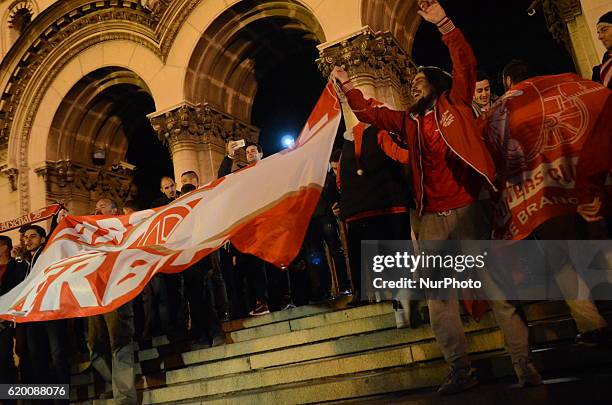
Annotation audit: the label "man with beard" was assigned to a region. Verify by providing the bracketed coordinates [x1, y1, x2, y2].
[331, 0, 540, 395]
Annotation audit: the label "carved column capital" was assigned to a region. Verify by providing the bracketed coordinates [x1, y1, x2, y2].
[148, 101, 260, 150]
[535, 0, 582, 53]
[317, 27, 417, 89]
[37, 160, 135, 207]
[148, 101, 203, 149]
[0, 166, 19, 191]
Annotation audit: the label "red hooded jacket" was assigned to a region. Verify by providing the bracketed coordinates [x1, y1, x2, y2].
[342, 19, 496, 215]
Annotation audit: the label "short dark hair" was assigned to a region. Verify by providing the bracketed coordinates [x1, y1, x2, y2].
[330, 149, 342, 163]
[123, 199, 140, 212]
[23, 224, 46, 239]
[418, 66, 453, 97]
[476, 70, 490, 82]
[246, 143, 263, 154]
[502, 60, 531, 86]
[180, 183, 197, 194]
[181, 171, 199, 181]
[0, 235, 12, 251]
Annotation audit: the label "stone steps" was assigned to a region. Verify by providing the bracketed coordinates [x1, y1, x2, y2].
[70, 300, 612, 404]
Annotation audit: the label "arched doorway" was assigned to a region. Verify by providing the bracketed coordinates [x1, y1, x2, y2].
[184, 0, 327, 155]
[46, 67, 173, 214]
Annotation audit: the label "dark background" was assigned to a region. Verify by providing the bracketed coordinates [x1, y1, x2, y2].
[252, 0, 575, 155]
[135, 0, 577, 205]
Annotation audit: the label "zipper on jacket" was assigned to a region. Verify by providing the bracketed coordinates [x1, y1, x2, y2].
[433, 105, 498, 192]
[410, 114, 425, 216]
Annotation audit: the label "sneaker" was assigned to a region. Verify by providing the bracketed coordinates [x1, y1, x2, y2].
[248, 301, 270, 316]
[338, 288, 352, 296]
[513, 358, 542, 387]
[575, 328, 609, 347]
[437, 365, 478, 395]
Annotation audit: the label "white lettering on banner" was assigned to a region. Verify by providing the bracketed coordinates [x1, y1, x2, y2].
[102, 250, 163, 306]
[502, 156, 579, 210]
[23, 253, 105, 312]
[92, 218, 128, 244]
[0, 82, 342, 322]
[515, 195, 578, 224]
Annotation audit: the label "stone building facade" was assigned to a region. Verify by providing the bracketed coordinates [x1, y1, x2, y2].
[0, 0, 607, 225]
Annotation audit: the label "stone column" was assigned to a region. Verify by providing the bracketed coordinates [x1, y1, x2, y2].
[148, 102, 202, 184]
[537, 0, 601, 78]
[579, 0, 609, 59]
[148, 101, 259, 186]
[317, 27, 417, 109]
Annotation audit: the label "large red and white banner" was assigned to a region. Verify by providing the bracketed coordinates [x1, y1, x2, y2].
[0, 82, 341, 322]
[483, 74, 610, 240]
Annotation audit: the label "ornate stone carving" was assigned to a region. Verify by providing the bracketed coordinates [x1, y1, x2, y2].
[317, 27, 417, 88]
[0, 166, 19, 191]
[36, 160, 135, 204]
[0, 0, 158, 149]
[0, 0, 162, 214]
[148, 101, 260, 150]
[8, 1, 35, 33]
[529, 0, 582, 52]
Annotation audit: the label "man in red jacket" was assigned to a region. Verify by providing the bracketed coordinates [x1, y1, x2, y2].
[331, 0, 540, 395]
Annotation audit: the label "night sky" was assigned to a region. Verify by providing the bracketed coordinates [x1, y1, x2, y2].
[412, 0, 576, 95]
[252, 0, 576, 155]
[133, 0, 578, 204]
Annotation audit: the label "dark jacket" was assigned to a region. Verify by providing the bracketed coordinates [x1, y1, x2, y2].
[313, 171, 340, 218]
[339, 126, 413, 221]
[343, 20, 496, 215]
[217, 155, 248, 178]
[0, 259, 27, 296]
[151, 193, 180, 209]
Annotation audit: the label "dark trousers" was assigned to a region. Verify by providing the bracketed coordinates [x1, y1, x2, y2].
[235, 253, 268, 310]
[266, 266, 291, 311]
[183, 265, 222, 341]
[23, 319, 70, 386]
[347, 212, 411, 296]
[207, 252, 229, 318]
[142, 272, 185, 336]
[0, 325, 16, 384]
[306, 215, 351, 292]
[220, 247, 245, 319]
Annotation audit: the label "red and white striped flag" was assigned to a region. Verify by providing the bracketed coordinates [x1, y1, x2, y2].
[0, 82, 341, 322]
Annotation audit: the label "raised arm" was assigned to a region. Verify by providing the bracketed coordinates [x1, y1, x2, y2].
[377, 130, 409, 164]
[331, 67, 407, 134]
[419, 1, 477, 104]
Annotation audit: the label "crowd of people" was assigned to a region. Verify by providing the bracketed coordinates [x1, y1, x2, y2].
[0, 1, 610, 402]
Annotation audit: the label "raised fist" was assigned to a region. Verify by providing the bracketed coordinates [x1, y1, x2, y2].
[417, 0, 447, 24]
